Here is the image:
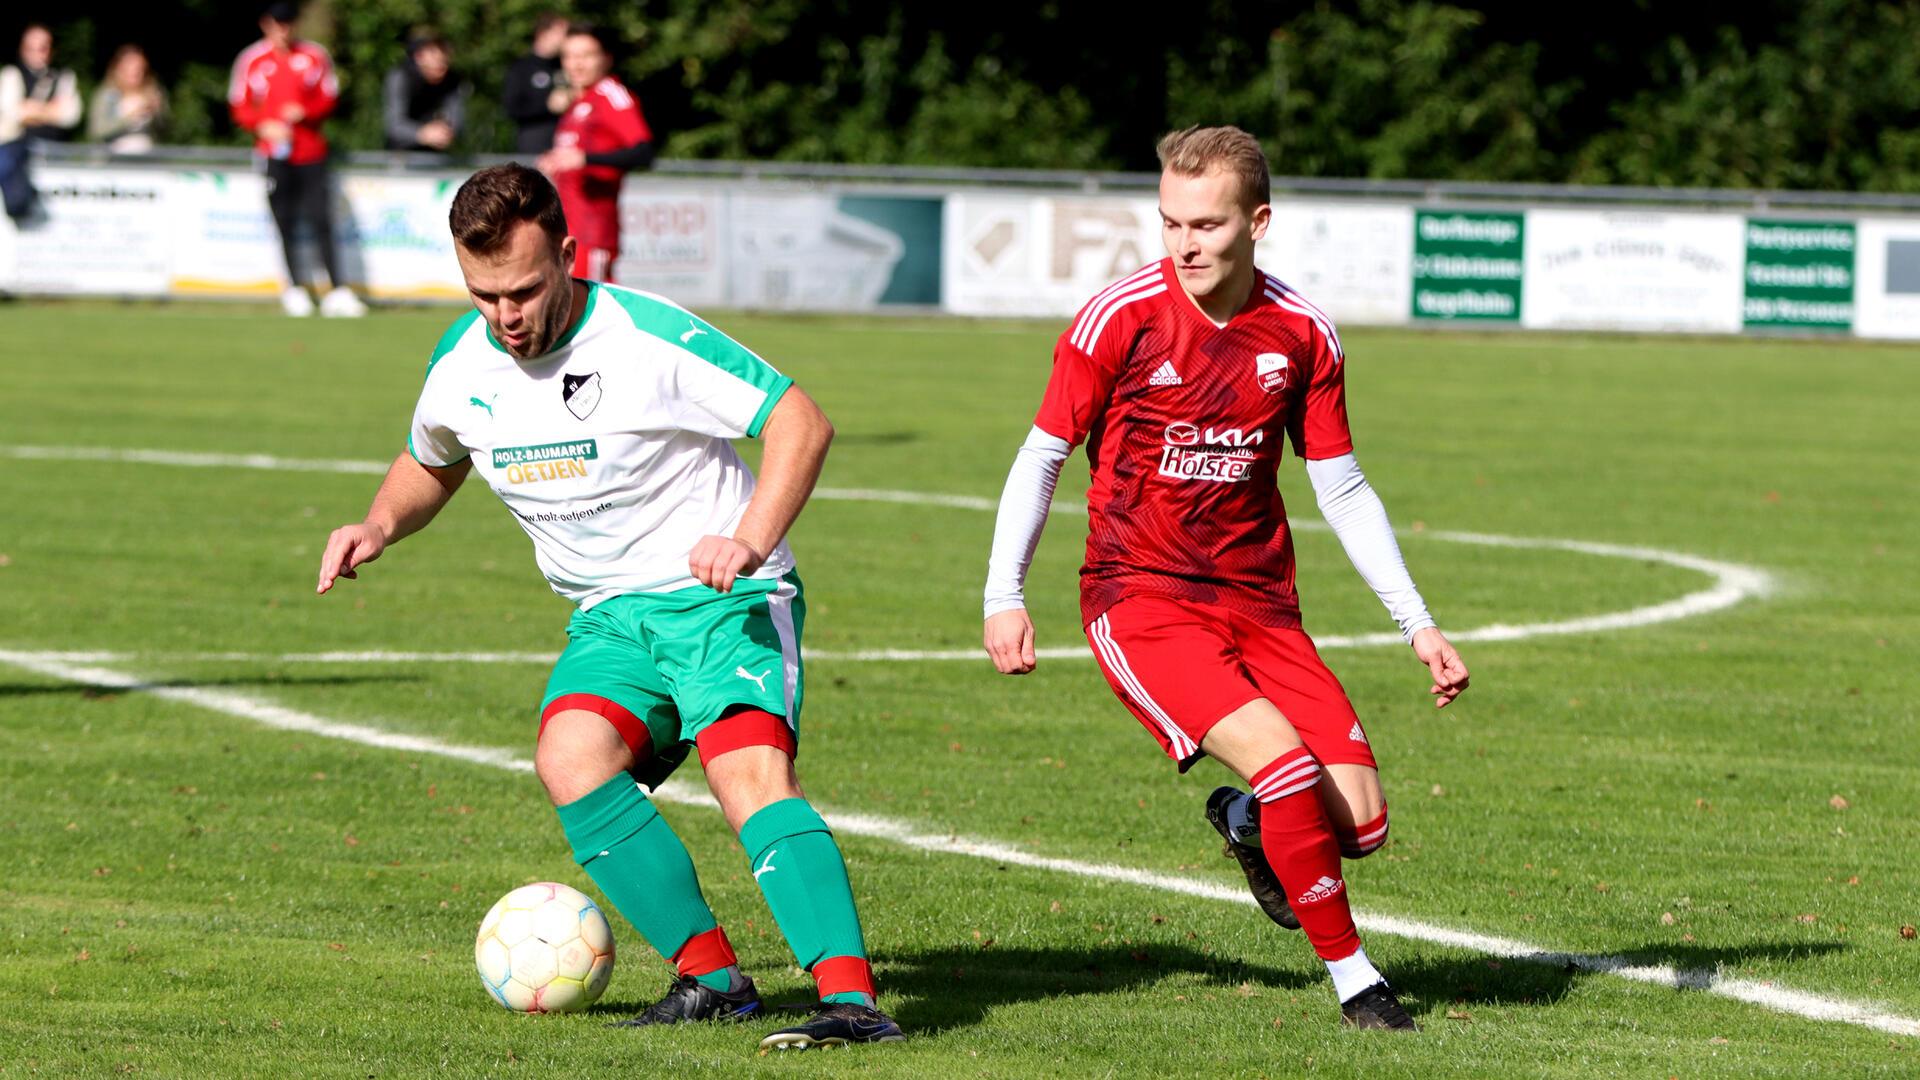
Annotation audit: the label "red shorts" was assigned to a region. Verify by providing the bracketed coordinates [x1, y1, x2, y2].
[573, 242, 618, 283]
[1085, 594, 1376, 771]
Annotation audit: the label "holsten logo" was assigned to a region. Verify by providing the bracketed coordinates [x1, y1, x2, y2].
[1158, 423, 1264, 483]
[492, 439, 599, 485]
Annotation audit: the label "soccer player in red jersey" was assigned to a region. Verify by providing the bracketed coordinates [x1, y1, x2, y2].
[983, 126, 1470, 1030]
[536, 23, 653, 283]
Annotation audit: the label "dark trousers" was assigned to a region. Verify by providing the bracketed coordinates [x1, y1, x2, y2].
[0, 139, 36, 220]
[264, 157, 342, 288]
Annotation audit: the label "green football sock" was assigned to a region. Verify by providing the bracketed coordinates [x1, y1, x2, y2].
[557, 773, 721, 974]
[739, 798, 872, 1004]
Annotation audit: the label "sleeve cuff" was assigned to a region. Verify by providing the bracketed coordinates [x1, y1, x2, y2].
[745, 377, 794, 439]
[983, 596, 1027, 619]
[406, 437, 467, 469]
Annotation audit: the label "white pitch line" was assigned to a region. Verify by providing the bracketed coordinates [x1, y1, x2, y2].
[1, 444, 389, 476]
[0, 647, 1912, 1039]
[0, 650, 528, 774]
[0, 446, 1777, 658]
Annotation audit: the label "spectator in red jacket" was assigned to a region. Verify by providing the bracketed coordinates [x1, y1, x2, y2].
[229, 1, 364, 317]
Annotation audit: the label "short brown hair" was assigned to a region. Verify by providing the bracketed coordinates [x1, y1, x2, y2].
[1156, 125, 1271, 208]
[448, 164, 568, 256]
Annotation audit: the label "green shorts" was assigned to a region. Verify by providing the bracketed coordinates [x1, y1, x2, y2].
[539, 571, 805, 789]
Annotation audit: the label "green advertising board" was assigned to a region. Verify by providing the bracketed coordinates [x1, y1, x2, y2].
[1743, 219, 1855, 332]
[1412, 210, 1524, 322]
[837, 195, 944, 306]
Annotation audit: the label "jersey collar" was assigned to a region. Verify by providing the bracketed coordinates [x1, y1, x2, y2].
[1160, 258, 1267, 331]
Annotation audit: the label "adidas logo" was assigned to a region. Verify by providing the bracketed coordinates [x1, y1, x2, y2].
[1148, 360, 1181, 386]
[1296, 875, 1345, 905]
[1348, 721, 1368, 744]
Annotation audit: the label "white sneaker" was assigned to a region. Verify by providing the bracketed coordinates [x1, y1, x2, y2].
[280, 286, 315, 317]
[320, 287, 368, 318]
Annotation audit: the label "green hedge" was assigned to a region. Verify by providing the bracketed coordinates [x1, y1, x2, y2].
[26, 0, 1920, 190]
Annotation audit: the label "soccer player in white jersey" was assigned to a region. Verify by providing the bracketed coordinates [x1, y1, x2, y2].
[315, 164, 902, 1051]
[983, 127, 1470, 1029]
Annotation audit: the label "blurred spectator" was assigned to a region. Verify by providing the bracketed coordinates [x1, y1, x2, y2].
[384, 33, 469, 153]
[229, 1, 364, 318]
[4, 24, 81, 142]
[88, 44, 169, 154]
[1, 23, 82, 219]
[537, 23, 653, 283]
[503, 13, 568, 154]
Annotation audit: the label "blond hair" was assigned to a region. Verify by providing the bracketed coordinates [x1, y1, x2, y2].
[1156, 125, 1271, 208]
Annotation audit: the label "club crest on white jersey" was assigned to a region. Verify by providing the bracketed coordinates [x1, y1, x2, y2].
[562, 371, 603, 420]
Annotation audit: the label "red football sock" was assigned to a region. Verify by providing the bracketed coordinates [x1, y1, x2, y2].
[1251, 747, 1362, 961]
[1337, 805, 1390, 860]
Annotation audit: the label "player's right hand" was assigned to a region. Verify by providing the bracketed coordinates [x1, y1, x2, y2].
[316, 523, 388, 595]
[984, 609, 1038, 675]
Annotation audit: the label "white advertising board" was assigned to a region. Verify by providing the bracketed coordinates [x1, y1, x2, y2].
[613, 187, 724, 307]
[726, 193, 906, 310]
[1853, 218, 1920, 340]
[1258, 201, 1414, 326]
[168, 169, 283, 296]
[339, 174, 463, 301]
[1521, 210, 1744, 333]
[0, 204, 14, 287]
[943, 193, 1160, 317]
[10, 165, 170, 295]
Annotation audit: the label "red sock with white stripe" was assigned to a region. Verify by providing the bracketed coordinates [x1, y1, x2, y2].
[1251, 747, 1380, 996]
[1338, 806, 1390, 859]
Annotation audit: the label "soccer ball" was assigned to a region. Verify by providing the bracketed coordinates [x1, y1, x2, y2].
[474, 881, 615, 1013]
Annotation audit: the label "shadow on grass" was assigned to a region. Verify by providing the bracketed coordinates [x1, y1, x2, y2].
[1334, 938, 1849, 1017]
[0, 672, 423, 699]
[871, 942, 1315, 1032]
[584, 942, 1314, 1031]
[821, 938, 1846, 1033]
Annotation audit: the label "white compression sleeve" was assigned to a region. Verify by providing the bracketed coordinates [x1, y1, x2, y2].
[984, 426, 1071, 618]
[1305, 453, 1435, 641]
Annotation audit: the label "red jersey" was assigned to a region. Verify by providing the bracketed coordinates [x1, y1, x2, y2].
[553, 76, 652, 246]
[228, 39, 339, 165]
[1034, 259, 1353, 629]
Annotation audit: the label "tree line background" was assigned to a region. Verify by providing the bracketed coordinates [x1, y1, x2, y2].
[27, 0, 1920, 191]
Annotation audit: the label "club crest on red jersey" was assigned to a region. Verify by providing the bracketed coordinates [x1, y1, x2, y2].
[1256, 352, 1289, 394]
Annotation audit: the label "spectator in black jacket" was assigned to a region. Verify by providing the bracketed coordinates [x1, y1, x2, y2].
[1, 23, 82, 219]
[502, 13, 568, 155]
[383, 33, 469, 153]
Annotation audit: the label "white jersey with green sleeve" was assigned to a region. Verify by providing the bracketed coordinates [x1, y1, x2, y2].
[407, 281, 796, 610]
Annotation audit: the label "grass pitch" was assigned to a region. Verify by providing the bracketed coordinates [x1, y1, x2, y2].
[0, 300, 1916, 1077]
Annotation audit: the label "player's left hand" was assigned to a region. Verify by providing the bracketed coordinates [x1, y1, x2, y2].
[689, 535, 764, 593]
[1411, 627, 1470, 708]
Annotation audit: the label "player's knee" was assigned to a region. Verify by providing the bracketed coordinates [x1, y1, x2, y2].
[1337, 805, 1390, 860]
[703, 748, 802, 833]
[534, 710, 630, 806]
